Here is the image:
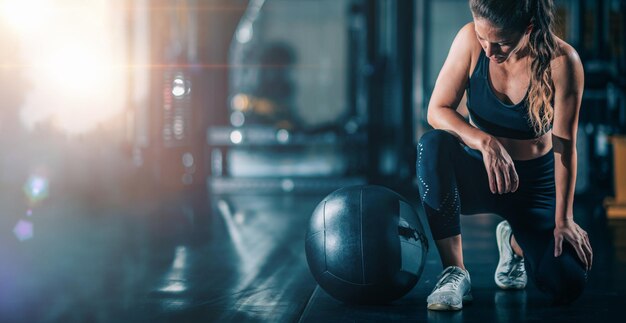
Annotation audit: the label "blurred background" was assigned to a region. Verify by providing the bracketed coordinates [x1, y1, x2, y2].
[0, 0, 625, 322]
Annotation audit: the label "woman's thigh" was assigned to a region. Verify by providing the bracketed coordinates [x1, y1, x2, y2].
[454, 146, 507, 215]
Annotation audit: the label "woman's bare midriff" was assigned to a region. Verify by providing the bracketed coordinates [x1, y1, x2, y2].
[469, 119, 553, 161]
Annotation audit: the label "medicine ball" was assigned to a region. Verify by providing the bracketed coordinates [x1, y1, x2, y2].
[304, 185, 428, 304]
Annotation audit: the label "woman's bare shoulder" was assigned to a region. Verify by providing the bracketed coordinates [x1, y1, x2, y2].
[550, 36, 584, 86]
[551, 37, 583, 71]
[456, 22, 482, 73]
[459, 23, 482, 54]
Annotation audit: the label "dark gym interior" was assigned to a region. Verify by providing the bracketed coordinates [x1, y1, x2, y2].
[1, 0, 625, 322]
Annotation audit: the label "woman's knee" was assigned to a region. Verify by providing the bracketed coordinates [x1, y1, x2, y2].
[416, 130, 460, 170]
[535, 243, 587, 304]
[417, 130, 457, 177]
[417, 129, 458, 151]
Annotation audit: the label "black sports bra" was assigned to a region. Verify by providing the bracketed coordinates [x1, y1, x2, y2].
[466, 50, 551, 139]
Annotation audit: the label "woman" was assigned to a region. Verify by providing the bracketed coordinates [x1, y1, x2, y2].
[417, 0, 592, 311]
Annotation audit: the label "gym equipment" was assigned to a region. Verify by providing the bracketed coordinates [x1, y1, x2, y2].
[304, 185, 428, 304]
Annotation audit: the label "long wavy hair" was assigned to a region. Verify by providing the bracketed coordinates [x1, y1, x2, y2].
[470, 0, 557, 136]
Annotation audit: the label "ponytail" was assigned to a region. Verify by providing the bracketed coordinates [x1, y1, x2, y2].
[527, 0, 557, 136]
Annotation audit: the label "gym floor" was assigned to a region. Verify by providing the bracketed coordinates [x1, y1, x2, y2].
[1, 190, 624, 322]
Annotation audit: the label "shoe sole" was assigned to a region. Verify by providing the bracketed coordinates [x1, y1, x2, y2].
[427, 294, 473, 311]
[494, 222, 527, 290]
[495, 280, 526, 290]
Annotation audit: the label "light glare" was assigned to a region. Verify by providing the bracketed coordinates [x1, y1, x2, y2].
[1, 0, 52, 34]
[172, 78, 186, 97]
[230, 130, 243, 144]
[16, 0, 126, 135]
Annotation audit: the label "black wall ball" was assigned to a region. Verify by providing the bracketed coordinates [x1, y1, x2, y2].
[304, 185, 429, 304]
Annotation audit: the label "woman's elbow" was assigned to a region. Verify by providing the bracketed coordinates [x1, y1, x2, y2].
[426, 105, 440, 128]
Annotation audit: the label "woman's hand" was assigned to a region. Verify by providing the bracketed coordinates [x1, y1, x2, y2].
[479, 136, 519, 194]
[554, 219, 592, 271]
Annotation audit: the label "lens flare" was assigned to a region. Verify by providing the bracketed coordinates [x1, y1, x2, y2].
[1, 0, 53, 34]
[23, 175, 49, 203]
[15, 0, 126, 136]
[13, 220, 34, 241]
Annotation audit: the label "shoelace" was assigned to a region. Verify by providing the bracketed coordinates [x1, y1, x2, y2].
[436, 269, 465, 290]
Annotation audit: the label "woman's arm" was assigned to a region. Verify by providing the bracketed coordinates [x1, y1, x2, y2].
[551, 43, 592, 270]
[427, 23, 492, 150]
[428, 23, 519, 194]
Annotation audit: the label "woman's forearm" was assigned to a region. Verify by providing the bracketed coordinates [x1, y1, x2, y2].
[554, 143, 577, 225]
[427, 106, 492, 151]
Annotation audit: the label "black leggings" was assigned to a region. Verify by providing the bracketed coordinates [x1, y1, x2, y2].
[416, 129, 587, 304]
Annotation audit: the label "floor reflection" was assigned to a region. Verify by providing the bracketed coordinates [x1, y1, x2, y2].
[0, 191, 625, 322]
[494, 290, 527, 322]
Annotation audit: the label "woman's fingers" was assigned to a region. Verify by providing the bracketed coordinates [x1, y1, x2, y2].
[502, 164, 511, 193]
[494, 165, 504, 194]
[554, 234, 563, 257]
[570, 230, 590, 270]
[483, 154, 518, 194]
[485, 164, 496, 194]
[498, 162, 516, 194]
[583, 239, 593, 271]
[510, 165, 519, 192]
[571, 238, 589, 270]
[580, 230, 593, 270]
[555, 225, 593, 271]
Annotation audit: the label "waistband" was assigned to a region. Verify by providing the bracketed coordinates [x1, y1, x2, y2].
[463, 146, 554, 169]
[512, 149, 554, 169]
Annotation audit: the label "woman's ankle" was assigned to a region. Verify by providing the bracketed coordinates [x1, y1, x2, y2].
[442, 263, 466, 271]
[510, 235, 524, 257]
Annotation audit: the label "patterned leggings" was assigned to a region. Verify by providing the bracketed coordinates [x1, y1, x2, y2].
[416, 129, 587, 304]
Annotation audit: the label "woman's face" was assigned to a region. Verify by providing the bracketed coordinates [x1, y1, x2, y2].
[473, 17, 531, 64]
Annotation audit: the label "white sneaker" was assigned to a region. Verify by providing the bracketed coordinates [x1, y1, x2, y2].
[427, 266, 473, 311]
[495, 221, 527, 289]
